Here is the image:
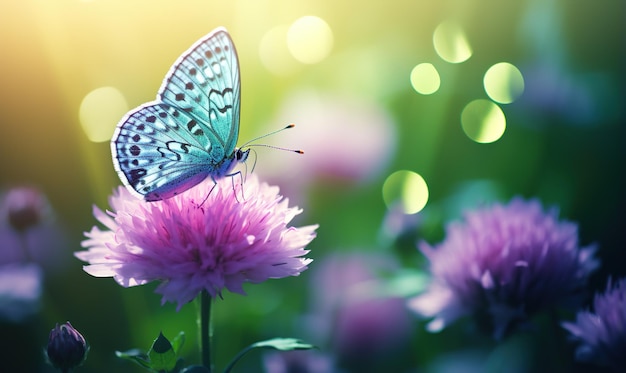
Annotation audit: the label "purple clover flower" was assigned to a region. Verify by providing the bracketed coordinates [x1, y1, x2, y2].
[307, 253, 413, 370]
[263, 350, 334, 373]
[257, 93, 396, 204]
[0, 186, 68, 271]
[76, 175, 317, 310]
[1, 186, 52, 232]
[562, 278, 626, 372]
[408, 197, 598, 339]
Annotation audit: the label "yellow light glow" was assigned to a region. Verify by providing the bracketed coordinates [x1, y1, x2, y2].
[433, 21, 472, 63]
[287, 16, 333, 64]
[382, 170, 429, 214]
[410, 63, 441, 95]
[79, 86, 128, 143]
[483, 62, 525, 104]
[461, 99, 506, 143]
[259, 25, 299, 76]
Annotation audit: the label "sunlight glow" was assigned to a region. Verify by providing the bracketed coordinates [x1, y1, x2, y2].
[483, 62, 525, 104]
[410, 63, 441, 95]
[79, 86, 128, 143]
[383, 170, 429, 214]
[259, 25, 299, 76]
[287, 16, 333, 64]
[433, 21, 472, 63]
[461, 99, 506, 143]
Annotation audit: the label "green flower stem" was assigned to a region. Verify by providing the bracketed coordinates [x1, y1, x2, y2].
[200, 290, 213, 372]
[223, 344, 253, 373]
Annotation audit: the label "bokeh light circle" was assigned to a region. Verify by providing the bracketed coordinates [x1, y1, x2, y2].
[287, 16, 333, 64]
[461, 99, 506, 143]
[483, 62, 525, 104]
[259, 25, 298, 76]
[433, 21, 472, 63]
[79, 86, 128, 143]
[410, 63, 441, 95]
[382, 170, 429, 214]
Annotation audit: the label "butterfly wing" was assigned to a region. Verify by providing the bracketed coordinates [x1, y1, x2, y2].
[157, 27, 241, 154]
[112, 103, 224, 201]
[111, 28, 242, 201]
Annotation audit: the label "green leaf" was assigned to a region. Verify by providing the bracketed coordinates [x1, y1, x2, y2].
[384, 269, 430, 297]
[171, 331, 186, 355]
[115, 349, 152, 370]
[251, 338, 316, 351]
[151, 332, 173, 354]
[149, 332, 177, 371]
[180, 365, 210, 373]
[115, 332, 186, 373]
[224, 338, 316, 373]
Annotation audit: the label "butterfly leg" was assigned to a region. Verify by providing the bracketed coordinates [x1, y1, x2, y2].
[196, 178, 218, 208]
[227, 170, 246, 202]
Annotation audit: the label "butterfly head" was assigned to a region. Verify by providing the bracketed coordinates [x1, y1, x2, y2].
[235, 148, 250, 163]
[215, 148, 250, 178]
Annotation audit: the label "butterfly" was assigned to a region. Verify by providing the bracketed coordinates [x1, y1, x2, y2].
[111, 27, 250, 201]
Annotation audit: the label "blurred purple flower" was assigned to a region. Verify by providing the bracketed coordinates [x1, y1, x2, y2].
[516, 63, 598, 126]
[562, 278, 626, 372]
[307, 253, 413, 370]
[0, 263, 42, 322]
[256, 92, 396, 201]
[76, 175, 317, 310]
[1, 186, 51, 232]
[333, 296, 412, 364]
[408, 197, 598, 339]
[263, 350, 334, 373]
[0, 186, 68, 272]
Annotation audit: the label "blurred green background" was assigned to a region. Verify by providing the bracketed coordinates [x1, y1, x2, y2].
[0, 0, 624, 372]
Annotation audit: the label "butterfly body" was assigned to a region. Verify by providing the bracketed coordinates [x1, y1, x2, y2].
[111, 27, 245, 201]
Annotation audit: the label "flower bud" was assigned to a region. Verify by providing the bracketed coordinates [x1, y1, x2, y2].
[46, 322, 88, 372]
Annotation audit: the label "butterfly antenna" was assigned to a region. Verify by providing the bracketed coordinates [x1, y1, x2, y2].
[248, 148, 259, 174]
[246, 143, 304, 154]
[240, 124, 304, 154]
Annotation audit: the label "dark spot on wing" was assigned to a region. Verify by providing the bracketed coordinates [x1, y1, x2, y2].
[185, 82, 194, 90]
[146, 116, 156, 123]
[129, 168, 147, 183]
[175, 93, 185, 101]
[205, 51, 213, 59]
[132, 134, 141, 142]
[130, 145, 141, 156]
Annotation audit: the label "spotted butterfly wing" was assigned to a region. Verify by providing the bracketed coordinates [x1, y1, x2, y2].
[111, 27, 243, 201]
